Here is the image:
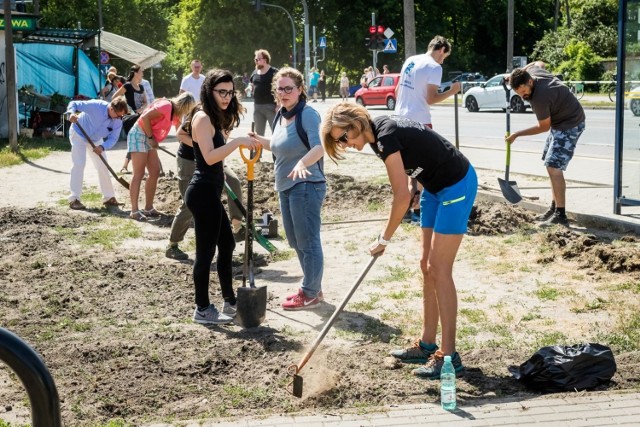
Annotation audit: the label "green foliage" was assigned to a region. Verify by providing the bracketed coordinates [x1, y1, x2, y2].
[556, 40, 602, 81]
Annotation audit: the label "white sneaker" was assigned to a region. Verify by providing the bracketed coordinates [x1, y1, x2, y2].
[222, 302, 237, 317]
[193, 305, 233, 325]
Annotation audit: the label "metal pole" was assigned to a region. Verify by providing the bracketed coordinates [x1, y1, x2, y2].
[371, 13, 375, 70]
[312, 25, 317, 69]
[4, 0, 19, 152]
[613, 0, 627, 214]
[403, 0, 416, 58]
[263, 2, 296, 69]
[0, 328, 62, 426]
[302, 0, 309, 86]
[506, 0, 514, 72]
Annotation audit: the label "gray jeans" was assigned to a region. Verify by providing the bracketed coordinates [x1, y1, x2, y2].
[253, 103, 277, 136]
[169, 158, 245, 244]
[168, 156, 195, 244]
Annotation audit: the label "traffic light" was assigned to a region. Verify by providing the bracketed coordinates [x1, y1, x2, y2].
[367, 26, 377, 50]
[376, 25, 386, 50]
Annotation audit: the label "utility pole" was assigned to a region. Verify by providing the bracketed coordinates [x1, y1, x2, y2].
[302, 0, 310, 86]
[403, 0, 416, 58]
[4, 0, 19, 152]
[506, 0, 514, 72]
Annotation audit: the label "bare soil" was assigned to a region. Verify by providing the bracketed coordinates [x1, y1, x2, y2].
[0, 149, 639, 426]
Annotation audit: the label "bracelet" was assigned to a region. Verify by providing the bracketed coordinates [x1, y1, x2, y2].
[377, 234, 390, 246]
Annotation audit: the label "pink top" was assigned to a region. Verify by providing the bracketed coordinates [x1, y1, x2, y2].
[137, 99, 180, 142]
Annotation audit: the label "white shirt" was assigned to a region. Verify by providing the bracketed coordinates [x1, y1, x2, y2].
[180, 73, 205, 99]
[141, 79, 155, 104]
[394, 53, 443, 125]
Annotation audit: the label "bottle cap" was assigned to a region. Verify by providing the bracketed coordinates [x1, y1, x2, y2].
[444, 355, 452, 362]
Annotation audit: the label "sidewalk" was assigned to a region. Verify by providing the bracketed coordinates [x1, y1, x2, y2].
[145, 391, 640, 426]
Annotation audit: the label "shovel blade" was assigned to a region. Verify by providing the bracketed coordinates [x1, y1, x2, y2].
[236, 286, 267, 328]
[498, 178, 522, 204]
[292, 374, 303, 398]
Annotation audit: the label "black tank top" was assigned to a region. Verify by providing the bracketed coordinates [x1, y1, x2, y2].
[190, 127, 225, 196]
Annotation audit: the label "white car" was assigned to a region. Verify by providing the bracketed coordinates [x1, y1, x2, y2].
[462, 73, 530, 113]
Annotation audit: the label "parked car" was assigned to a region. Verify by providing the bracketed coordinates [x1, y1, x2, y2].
[354, 73, 400, 110]
[439, 72, 487, 94]
[462, 73, 530, 113]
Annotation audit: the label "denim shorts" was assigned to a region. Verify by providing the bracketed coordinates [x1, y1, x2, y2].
[127, 124, 152, 153]
[420, 166, 478, 234]
[542, 122, 585, 171]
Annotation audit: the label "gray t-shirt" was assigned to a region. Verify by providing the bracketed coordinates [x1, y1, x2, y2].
[271, 105, 324, 192]
[528, 67, 585, 130]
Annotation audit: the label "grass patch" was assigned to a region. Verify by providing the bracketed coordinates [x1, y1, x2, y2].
[616, 281, 640, 294]
[0, 136, 70, 168]
[598, 311, 640, 352]
[459, 308, 487, 324]
[366, 200, 385, 212]
[343, 241, 358, 252]
[56, 217, 142, 249]
[520, 312, 542, 322]
[534, 331, 567, 349]
[533, 282, 561, 301]
[270, 249, 295, 262]
[571, 297, 608, 313]
[349, 293, 381, 311]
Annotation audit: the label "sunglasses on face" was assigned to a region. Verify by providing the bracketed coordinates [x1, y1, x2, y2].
[276, 86, 296, 94]
[254, 57, 263, 62]
[213, 89, 235, 98]
[336, 129, 350, 144]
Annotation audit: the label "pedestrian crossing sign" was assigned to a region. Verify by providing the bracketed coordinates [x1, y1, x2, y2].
[319, 37, 327, 49]
[383, 38, 397, 53]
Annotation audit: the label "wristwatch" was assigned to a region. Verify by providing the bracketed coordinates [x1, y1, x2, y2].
[377, 234, 390, 246]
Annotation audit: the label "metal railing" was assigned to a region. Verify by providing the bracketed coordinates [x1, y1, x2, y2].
[0, 328, 62, 426]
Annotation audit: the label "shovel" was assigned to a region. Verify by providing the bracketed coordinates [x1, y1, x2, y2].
[236, 144, 267, 329]
[224, 182, 276, 253]
[75, 122, 130, 190]
[498, 78, 522, 204]
[288, 255, 379, 398]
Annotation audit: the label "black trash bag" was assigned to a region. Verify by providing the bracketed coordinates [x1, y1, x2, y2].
[508, 343, 616, 393]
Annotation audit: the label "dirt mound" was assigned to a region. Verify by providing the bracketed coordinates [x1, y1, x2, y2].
[543, 228, 640, 273]
[468, 201, 534, 235]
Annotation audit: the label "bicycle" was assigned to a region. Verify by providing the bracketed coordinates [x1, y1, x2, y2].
[567, 81, 585, 100]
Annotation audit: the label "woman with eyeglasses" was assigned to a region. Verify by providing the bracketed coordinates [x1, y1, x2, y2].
[127, 92, 196, 221]
[248, 67, 326, 311]
[321, 103, 477, 380]
[182, 69, 260, 324]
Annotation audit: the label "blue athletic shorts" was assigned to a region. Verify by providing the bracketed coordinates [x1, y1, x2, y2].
[542, 121, 585, 171]
[420, 166, 478, 234]
[127, 124, 152, 153]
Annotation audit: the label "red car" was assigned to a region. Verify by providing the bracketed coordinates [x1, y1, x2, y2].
[354, 73, 400, 110]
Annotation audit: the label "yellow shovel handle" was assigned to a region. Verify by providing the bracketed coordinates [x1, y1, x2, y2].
[239, 145, 262, 181]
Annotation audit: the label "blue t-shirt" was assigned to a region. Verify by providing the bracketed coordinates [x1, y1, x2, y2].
[309, 72, 320, 87]
[271, 105, 324, 192]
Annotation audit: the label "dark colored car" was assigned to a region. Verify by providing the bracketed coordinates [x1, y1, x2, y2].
[354, 73, 400, 110]
[439, 72, 487, 94]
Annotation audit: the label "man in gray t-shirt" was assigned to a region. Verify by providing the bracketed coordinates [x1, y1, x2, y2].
[507, 61, 586, 226]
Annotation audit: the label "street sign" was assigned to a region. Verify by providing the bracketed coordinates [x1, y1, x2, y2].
[383, 39, 397, 53]
[99, 51, 110, 64]
[384, 27, 394, 39]
[99, 64, 111, 76]
[319, 36, 327, 49]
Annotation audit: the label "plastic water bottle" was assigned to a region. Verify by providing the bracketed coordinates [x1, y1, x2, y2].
[440, 355, 457, 411]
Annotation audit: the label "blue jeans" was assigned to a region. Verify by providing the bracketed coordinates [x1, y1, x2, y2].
[279, 182, 326, 298]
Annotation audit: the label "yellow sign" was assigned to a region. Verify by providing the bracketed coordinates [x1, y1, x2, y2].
[0, 17, 37, 31]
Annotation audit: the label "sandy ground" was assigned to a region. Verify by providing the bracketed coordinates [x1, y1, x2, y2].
[0, 138, 639, 426]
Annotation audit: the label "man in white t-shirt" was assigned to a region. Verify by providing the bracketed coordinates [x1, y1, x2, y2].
[395, 35, 460, 127]
[180, 59, 205, 100]
[394, 35, 461, 223]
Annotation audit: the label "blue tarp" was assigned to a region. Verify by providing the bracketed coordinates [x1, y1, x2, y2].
[16, 43, 100, 99]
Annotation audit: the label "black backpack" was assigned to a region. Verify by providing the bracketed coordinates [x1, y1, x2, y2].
[271, 106, 324, 175]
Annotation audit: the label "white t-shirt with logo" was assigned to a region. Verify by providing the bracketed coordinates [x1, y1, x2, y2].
[180, 74, 205, 99]
[394, 53, 442, 125]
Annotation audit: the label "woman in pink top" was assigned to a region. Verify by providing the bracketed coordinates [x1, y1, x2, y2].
[127, 92, 196, 221]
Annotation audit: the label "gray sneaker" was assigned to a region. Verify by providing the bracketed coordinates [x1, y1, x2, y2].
[166, 244, 189, 260]
[193, 305, 233, 325]
[389, 340, 439, 364]
[534, 208, 555, 222]
[222, 302, 237, 317]
[412, 350, 465, 380]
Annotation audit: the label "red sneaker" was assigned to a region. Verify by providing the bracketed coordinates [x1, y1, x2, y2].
[286, 288, 324, 302]
[282, 292, 322, 310]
